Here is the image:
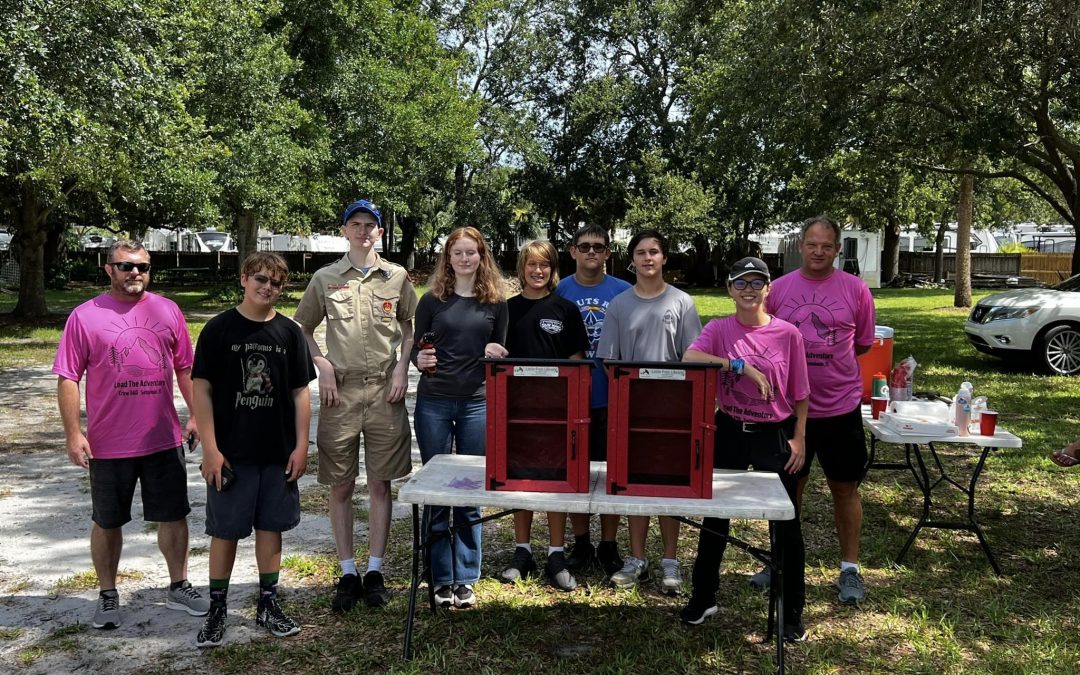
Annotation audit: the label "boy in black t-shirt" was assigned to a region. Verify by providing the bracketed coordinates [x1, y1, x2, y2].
[191, 253, 316, 647]
[499, 240, 589, 592]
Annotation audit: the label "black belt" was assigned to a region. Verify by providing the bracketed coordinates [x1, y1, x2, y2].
[719, 414, 792, 434]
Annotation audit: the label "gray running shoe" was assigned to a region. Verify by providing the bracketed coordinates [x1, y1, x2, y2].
[256, 597, 301, 637]
[749, 565, 771, 590]
[195, 605, 226, 647]
[93, 590, 121, 630]
[660, 560, 682, 596]
[610, 558, 649, 588]
[836, 568, 866, 605]
[166, 581, 210, 616]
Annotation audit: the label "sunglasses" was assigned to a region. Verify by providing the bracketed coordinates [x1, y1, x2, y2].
[574, 243, 608, 253]
[109, 261, 151, 273]
[731, 278, 767, 290]
[251, 273, 284, 289]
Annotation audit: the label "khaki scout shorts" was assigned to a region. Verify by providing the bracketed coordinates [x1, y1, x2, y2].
[317, 371, 412, 484]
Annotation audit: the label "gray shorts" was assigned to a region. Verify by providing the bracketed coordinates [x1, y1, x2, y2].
[204, 463, 300, 540]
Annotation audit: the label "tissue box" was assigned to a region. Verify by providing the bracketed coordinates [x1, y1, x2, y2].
[879, 411, 958, 436]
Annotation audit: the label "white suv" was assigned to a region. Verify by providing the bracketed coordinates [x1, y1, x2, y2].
[965, 274, 1080, 375]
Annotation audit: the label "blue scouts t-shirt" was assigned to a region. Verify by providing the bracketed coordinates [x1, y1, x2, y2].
[554, 274, 631, 409]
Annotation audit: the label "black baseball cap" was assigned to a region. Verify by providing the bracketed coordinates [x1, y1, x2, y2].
[728, 256, 771, 282]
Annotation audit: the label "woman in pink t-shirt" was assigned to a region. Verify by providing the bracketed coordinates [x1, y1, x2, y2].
[677, 256, 811, 643]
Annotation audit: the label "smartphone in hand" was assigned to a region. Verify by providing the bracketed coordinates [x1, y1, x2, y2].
[199, 463, 236, 491]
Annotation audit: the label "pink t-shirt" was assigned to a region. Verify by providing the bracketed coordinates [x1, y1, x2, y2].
[53, 292, 194, 459]
[766, 269, 875, 417]
[688, 316, 809, 423]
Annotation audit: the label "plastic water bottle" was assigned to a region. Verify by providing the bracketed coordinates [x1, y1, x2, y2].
[954, 385, 972, 437]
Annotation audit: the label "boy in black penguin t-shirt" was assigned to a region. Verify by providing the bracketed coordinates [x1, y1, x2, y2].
[191, 253, 316, 647]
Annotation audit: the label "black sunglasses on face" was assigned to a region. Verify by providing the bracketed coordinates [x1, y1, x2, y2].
[575, 243, 608, 253]
[731, 278, 767, 290]
[109, 261, 151, 273]
[252, 273, 284, 289]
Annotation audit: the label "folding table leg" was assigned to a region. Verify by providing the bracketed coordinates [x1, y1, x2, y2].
[773, 519, 785, 675]
[403, 504, 421, 660]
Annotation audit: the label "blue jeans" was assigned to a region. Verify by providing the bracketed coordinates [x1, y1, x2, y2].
[414, 396, 487, 586]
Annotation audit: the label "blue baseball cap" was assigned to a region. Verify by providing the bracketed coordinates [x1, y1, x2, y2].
[342, 199, 382, 227]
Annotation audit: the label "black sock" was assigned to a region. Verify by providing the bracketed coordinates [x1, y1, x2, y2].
[574, 532, 591, 547]
[169, 579, 187, 591]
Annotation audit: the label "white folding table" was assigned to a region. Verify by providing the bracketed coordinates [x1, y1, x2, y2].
[862, 408, 1022, 574]
[398, 454, 796, 673]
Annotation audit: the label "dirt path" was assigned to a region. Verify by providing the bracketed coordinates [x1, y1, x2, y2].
[0, 364, 421, 673]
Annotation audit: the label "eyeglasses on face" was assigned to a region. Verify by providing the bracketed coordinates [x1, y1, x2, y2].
[574, 243, 608, 253]
[251, 273, 284, 289]
[109, 261, 151, 273]
[731, 278, 767, 290]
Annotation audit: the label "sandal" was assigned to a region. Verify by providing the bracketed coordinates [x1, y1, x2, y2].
[1050, 443, 1080, 468]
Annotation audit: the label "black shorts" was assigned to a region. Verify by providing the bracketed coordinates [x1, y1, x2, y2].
[205, 463, 300, 540]
[89, 447, 191, 529]
[589, 407, 609, 462]
[798, 405, 868, 483]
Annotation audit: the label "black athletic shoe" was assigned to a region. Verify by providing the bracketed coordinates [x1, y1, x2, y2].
[545, 551, 577, 591]
[256, 597, 301, 637]
[565, 540, 596, 572]
[597, 541, 624, 576]
[500, 546, 538, 582]
[680, 597, 719, 625]
[783, 617, 808, 643]
[331, 573, 363, 613]
[195, 605, 227, 647]
[363, 570, 391, 607]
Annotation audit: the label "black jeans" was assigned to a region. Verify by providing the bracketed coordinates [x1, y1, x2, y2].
[690, 411, 805, 623]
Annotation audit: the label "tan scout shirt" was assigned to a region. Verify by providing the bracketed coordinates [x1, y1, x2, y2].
[294, 253, 418, 376]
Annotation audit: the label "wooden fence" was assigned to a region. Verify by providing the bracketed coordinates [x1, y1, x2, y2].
[1020, 253, 1074, 285]
[898, 252, 1020, 278]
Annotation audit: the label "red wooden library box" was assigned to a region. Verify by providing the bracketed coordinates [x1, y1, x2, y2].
[606, 361, 720, 499]
[483, 358, 593, 493]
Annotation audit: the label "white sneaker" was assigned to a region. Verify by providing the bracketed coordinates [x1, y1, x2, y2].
[660, 560, 682, 596]
[610, 558, 649, 588]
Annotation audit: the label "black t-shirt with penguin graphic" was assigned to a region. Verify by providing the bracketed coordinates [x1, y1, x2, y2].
[193, 309, 316, 465]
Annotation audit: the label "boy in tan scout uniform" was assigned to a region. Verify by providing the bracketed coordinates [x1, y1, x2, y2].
[294, 199, 418, 611]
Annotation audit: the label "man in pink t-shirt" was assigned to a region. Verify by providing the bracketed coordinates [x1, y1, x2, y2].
[54, 240, 208, 630]
[764, 216, 876, 605]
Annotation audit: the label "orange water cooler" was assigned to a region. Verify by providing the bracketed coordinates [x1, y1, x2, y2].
[857, 326, 894, 403]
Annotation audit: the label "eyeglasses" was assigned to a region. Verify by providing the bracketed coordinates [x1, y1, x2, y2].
[731, 278, 767, 290]
[574, 243, 608, 253]
[109, 261, 151, 273]
[251, 273, 284, 289]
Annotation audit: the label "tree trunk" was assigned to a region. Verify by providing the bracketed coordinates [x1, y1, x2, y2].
[12, 182, 50, 317]
[954, 170, 974, 308]
[399, 214, 418, 270]
[882, 215, 900, 284]
[933, 218, 948, 283]
[234, 209, 258, 264]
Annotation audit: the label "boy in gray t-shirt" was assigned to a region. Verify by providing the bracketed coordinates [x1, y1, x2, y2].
[596, 229, 702, 594]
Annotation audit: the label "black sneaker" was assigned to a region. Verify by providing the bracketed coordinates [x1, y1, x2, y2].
[500, 546, 538, 582]
[452, 584, 476, 609]
[565, 540, 596, 572]
[195, 605, 227, 647]
[545, 551, 577, 591]
[680, 596, 719, 625]
[434, 585, 454, 607]
[331, 573, 363, 613]
[363, 570, 391, 608]
[783, 617, 808, 643]
[256, 597, 301, 637]
[597, 541, 623, 576]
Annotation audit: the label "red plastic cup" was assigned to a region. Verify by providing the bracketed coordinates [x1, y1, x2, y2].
[979, 410, 999, 436]
[871, 397, 888, 420]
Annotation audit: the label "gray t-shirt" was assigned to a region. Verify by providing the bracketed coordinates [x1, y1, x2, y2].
[596, 285, 702, 362]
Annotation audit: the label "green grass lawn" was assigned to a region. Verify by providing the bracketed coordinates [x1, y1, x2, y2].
[3, 284, 1080, 673]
